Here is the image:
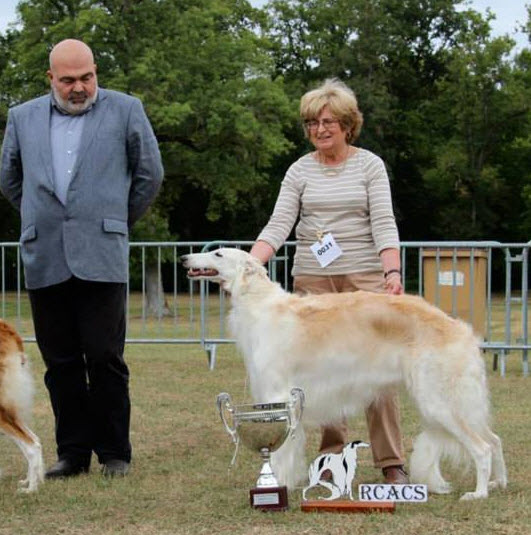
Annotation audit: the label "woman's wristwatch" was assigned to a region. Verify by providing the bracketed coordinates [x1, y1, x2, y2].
[384, 269, 401, 279]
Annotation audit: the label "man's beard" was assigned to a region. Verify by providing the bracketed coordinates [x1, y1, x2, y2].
[52, 85, 98, 115]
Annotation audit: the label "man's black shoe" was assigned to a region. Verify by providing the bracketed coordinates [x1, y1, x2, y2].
[45, 459, 90, 479]
[101, 459, 130, 477]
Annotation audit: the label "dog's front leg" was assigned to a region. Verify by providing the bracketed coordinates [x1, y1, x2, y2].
[11, 426, 44, 493]
[271, 426, 307, 490]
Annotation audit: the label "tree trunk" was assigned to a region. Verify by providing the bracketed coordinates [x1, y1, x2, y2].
[145, 263, 170, 318]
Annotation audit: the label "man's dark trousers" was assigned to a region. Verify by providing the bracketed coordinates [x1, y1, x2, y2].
[29, 276, 131, 466]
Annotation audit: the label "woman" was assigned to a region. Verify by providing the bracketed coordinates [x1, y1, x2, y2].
[250, 78, 407, 484]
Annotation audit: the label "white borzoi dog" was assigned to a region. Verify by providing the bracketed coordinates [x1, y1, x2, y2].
[0, 319, 44, 492]
[183, 248, 507, 500]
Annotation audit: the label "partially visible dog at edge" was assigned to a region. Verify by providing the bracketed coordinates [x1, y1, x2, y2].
[183, 248, 507, 501]
[0, 319, 44, 492]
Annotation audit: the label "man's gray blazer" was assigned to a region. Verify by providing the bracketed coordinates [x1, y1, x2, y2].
[0, 88, 164, 289]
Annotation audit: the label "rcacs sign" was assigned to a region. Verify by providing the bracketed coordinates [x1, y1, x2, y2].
[358, 484, 428, 503]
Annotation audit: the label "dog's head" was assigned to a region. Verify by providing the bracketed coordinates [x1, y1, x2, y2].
[182, 248, 267, 293]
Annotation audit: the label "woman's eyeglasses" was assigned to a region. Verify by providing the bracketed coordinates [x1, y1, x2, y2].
[304, 118, 340, 131]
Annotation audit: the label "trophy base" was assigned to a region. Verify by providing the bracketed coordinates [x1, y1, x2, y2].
[301, 500, 395, 514]
[250, 486, 289, 511]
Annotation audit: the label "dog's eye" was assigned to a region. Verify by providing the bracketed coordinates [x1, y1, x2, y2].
[215, 252, 223, 257]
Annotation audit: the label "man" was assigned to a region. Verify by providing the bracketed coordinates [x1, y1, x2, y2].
[0, 39, 163, 478]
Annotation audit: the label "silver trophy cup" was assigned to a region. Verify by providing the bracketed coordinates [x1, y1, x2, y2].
[216, 388, 305, 510]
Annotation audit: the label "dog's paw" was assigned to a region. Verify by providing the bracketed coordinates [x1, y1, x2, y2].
[17, 486, 36, 494]
[17, 478, 39, 493]
[430, 481, 452, 494]
[17, 482, 31, 493]
[459, 490, 488, 501]
[488, 478, 507, 490]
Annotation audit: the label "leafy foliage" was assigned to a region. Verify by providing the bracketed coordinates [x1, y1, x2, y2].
[0, 0, 295, 241]
[0, 0, 530, 242]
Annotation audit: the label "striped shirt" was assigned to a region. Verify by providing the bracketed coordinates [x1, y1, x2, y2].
[256, 148, 400, 276]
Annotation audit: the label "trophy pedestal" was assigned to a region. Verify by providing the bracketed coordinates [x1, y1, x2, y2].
[250, 486, 288, 511]
[301, 500, 395, 514]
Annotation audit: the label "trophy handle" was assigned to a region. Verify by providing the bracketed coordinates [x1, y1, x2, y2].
[288, 387, 305, 435]
[217, 392, 238, 444]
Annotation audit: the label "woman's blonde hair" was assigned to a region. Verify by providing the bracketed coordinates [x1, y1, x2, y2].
[300, 78, 363, 143]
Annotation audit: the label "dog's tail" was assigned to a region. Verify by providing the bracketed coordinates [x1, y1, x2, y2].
[409, 430, 470, 492]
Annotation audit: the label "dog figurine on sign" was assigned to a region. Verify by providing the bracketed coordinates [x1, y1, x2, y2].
[303, 441, 370, 501]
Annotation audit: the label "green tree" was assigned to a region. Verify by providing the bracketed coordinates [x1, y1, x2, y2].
[510, 9, 531, 238]
[0, 0, 295, 238]
[263, 0, 471, 238]
[422, 16, 530, 239]
[263, 0, 530, 241]
[0, 0, 298, 310]
[2, 0, 530, 246]
[0, 30, 22, 240]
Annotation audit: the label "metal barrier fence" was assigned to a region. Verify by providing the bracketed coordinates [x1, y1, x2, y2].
[1, 240, 529, 376]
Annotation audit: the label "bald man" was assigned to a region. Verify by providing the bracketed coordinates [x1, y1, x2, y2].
[0, 39, 164, 478]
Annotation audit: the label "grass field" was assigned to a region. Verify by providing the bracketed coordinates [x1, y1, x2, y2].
[0, 341, 529, 535]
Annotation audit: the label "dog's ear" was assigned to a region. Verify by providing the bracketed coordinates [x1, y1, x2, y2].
[228, 257, 267, 296]
[243, 257, 267, 278]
